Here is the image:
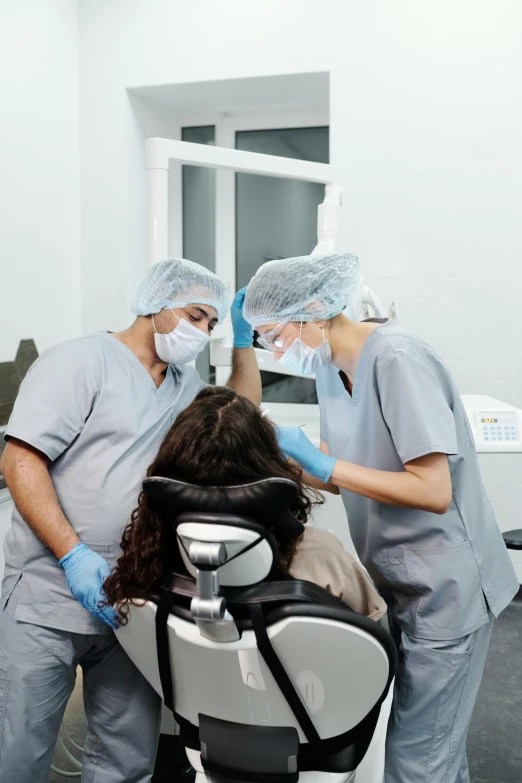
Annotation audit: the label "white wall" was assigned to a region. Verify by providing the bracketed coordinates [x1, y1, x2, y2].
[0, 0, 80, 362]
[78, 0, 522, 404]
[333, 2, 522, 406]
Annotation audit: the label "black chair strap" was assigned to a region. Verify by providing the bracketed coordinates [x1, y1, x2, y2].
[249, 603, 320, 744]
[175, 713, 200, 751]
[155, 588, 207, 750]
[155, 588, 175, 712]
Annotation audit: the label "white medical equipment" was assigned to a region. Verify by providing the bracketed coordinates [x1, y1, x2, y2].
[463, 395, 522, 582]
[115, 477, 397, 783]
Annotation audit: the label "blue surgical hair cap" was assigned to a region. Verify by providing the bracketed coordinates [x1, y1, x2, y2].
[131, 258, 229, 324]
[243, 253, 360, 327]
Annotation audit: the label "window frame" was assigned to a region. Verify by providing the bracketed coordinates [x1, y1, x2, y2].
[173, 108, 329, 384]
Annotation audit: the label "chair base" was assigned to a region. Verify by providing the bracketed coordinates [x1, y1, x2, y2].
[188, 750, 356, 783]
[194, 772, 355, 783]
[153, 734, 194, 781]
[185, 685, 393, 783]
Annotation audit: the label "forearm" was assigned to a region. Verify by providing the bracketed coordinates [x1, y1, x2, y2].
[302, 470, 340, 495]
[227, 347, 262, 405]
[284, 453, 339, 495]
[331, 459, 448, 513]
[3, 442, 79, 560]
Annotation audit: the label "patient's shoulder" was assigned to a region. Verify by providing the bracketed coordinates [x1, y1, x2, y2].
[292, 527, 358, 579]
[292, 527, 387, 622]
[298, 526, 354, 558]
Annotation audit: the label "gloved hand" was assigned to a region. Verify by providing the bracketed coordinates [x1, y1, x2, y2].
[277, 426, 336, 484]
[59, 543, 119, 629]
[230, 287, 254, 348]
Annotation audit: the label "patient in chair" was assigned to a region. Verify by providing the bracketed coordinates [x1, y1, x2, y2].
[104, 386, 386, 623]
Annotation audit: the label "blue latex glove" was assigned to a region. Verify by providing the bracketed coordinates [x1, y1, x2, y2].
[230, 286, 254, 348]
[277, 426, 336, 484]
[59, 543, 119, 629]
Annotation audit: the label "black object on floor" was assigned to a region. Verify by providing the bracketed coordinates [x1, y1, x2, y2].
[153, 734, 195, 782]
[468, 599, 522, 783]
[502, 529, 522, 550]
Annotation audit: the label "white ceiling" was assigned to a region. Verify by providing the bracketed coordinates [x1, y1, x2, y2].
[128, 71, 329, 118]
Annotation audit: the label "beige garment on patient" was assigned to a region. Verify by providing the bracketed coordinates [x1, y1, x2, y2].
[289, 527, 387, 622]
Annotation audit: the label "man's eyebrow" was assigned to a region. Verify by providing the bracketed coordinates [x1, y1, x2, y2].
[191, 305, 217, 323]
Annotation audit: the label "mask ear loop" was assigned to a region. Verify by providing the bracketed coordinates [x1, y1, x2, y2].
[152, 309, 180, 335]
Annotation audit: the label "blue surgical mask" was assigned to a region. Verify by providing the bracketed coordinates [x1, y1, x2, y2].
[278, 324, 332, 375]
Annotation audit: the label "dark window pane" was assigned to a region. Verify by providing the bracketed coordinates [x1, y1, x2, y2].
[236, 127, 329, 403]
[181, 126, 216, 384]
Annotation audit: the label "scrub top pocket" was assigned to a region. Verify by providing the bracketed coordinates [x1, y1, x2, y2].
[406, 541, 488, 639]
[14, 537, 67, 625]
[383, 540, 488, 639]
[0, 572, 22, 613]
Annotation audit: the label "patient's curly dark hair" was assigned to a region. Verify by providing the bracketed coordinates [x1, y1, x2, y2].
[103, 386, 321, 622]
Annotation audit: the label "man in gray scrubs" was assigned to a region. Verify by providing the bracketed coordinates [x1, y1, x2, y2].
[0, 258, 260, 783]
[244, 253, 518, 783]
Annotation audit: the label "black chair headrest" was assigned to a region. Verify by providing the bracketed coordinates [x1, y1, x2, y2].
[142, 476, 305, 543]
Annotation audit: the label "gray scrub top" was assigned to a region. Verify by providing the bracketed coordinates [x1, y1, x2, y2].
[316, 320, 518, 640]
[1, 332, 205, 634]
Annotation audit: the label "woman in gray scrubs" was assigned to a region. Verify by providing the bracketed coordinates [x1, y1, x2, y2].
[0, 258, 260, 783]
[242, 253, 518, 783]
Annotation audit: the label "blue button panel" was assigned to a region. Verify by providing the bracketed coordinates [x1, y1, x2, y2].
[482, 424, 519, 442]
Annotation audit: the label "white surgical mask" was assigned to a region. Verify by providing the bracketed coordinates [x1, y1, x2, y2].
[153, 311, 210, 365]
[278, 323, 332, 375]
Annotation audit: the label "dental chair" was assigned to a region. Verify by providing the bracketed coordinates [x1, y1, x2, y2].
[116, 476, 397, 783]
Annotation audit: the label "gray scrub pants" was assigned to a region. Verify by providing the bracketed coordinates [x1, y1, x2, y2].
[0, 581, 162, 783]
[385, 612, 494, 783]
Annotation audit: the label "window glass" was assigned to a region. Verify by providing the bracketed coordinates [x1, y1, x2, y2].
[181, 126, 216, 383]
[236, 127, 329, 403]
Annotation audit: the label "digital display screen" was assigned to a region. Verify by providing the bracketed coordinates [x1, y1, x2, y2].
[478, 411, 518, 442]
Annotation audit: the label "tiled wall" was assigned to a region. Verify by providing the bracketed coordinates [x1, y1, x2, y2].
[0, 339, 38, 427]
[0, 440, 6, 492]
[362, 263, 522, 409]
[0, 340, 38, 492]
